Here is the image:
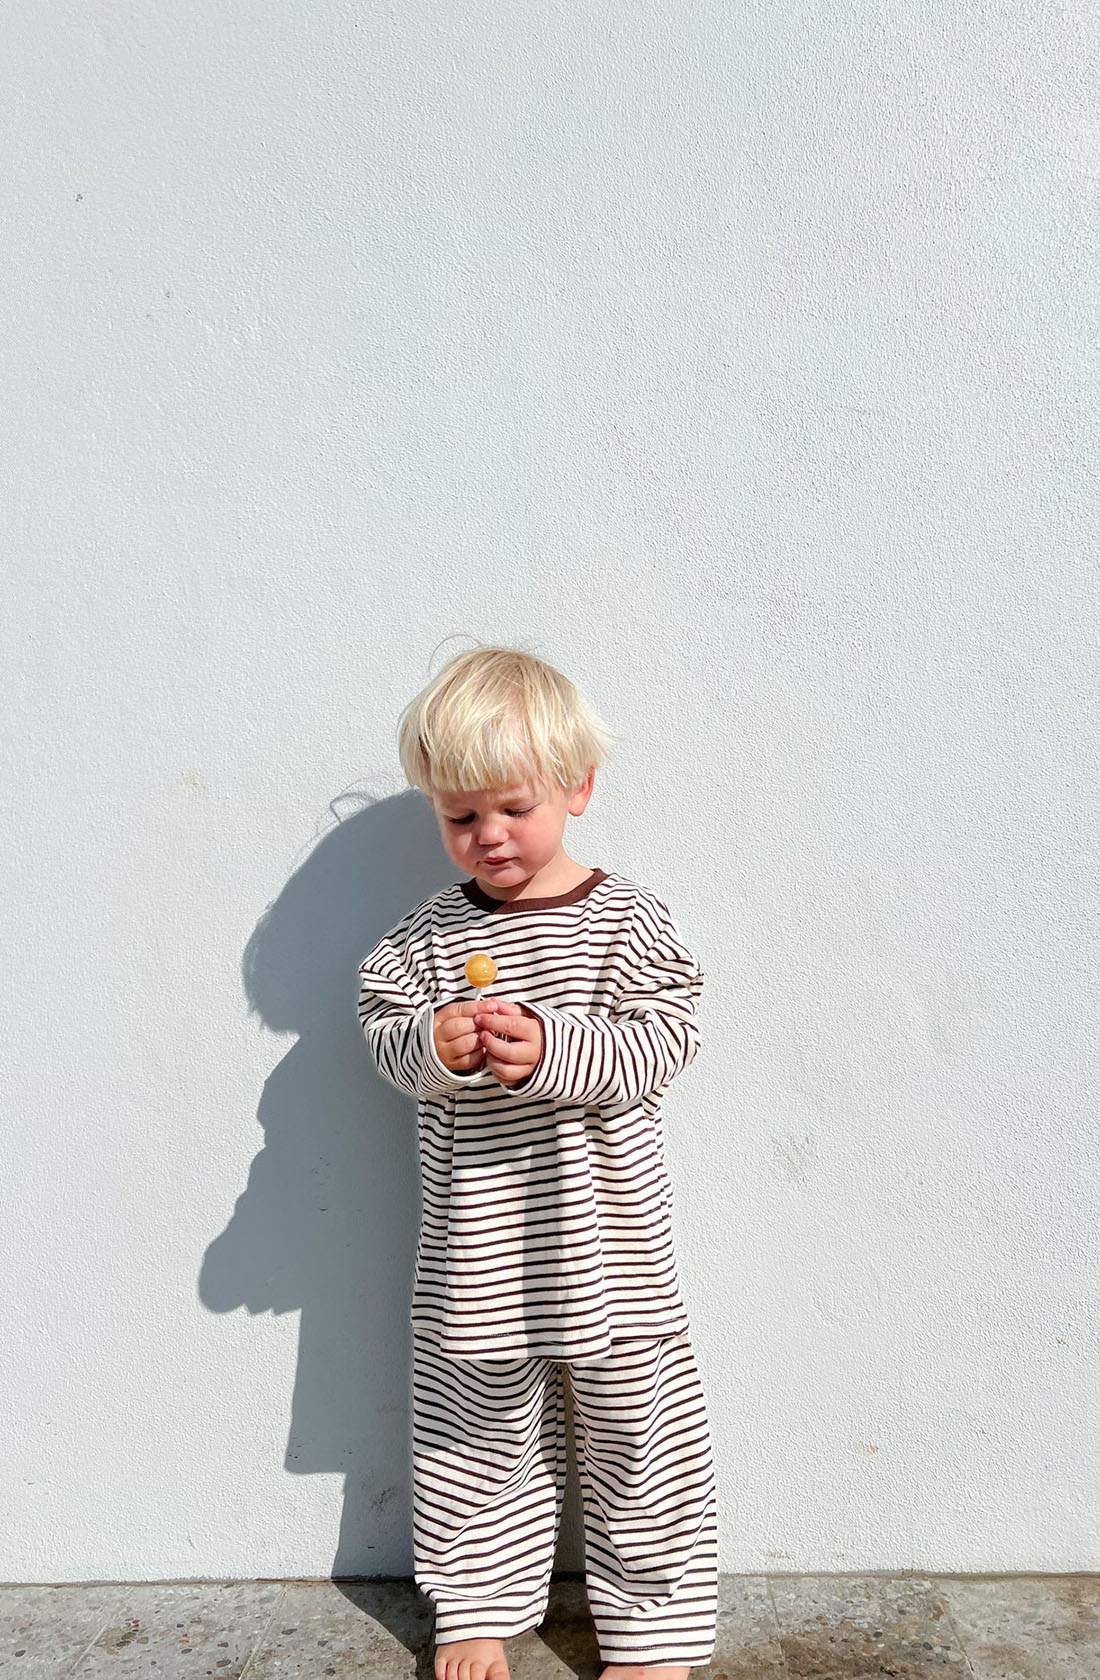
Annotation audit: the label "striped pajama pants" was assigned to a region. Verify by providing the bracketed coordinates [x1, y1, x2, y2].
[411, 1326, 719, 1667]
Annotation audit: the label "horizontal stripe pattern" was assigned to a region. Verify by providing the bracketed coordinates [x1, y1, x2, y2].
[357, 871, 705, 1360]
[412, 1326, 718, 1664]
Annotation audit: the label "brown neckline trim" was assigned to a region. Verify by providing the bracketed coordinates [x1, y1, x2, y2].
[460, 867, 609, 914]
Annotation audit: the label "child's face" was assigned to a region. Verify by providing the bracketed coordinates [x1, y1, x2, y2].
[428, 770, 593, 897]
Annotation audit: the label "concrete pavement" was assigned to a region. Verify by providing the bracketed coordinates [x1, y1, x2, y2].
[3, 1572, 1099, 1678]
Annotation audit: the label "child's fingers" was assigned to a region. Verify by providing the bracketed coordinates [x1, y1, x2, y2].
[475, 1001, 532, 1034]
[478, 1023, 536, 1063]
[437, 1017, 481, 1059]
[477, 1009, 536, 1039]
[484, 1050, 536, 1085]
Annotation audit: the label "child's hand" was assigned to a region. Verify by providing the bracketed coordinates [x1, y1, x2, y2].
[433, 1001, 486, 1074]
[474, 998, 544, 1087]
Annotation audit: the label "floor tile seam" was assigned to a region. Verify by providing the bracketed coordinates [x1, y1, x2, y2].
[761, 1574, 792, 1680]
[930, 1583, 980, 1680]
[62, 1590, 130, 1677]
[238, 1582, 287, 1680]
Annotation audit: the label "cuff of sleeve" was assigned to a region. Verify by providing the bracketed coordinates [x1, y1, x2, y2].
[417, 1001, 491, 1094]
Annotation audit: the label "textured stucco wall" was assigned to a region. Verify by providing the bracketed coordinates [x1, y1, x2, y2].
[3, 1, 1098, 1582]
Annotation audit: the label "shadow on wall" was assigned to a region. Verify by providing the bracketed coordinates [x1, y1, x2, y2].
[197, 785, 585, 1582]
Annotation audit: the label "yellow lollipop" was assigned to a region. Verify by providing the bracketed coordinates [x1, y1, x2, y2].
[465, 952, 516, 1047]
[464, 952, 497, 990]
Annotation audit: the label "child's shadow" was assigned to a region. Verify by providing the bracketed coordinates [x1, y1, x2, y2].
[198, 786, 588, 1666]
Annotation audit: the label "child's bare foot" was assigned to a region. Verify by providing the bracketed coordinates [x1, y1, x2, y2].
[434, 1635, 510, 1680]
[598, 1667, 690, 1680]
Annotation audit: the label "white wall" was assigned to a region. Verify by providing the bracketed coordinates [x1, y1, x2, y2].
[3, 0, 1097, 1583]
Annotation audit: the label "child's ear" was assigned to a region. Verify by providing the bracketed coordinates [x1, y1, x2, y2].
[569, 765, 595, 815]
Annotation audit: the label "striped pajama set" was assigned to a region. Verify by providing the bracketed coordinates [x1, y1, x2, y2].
[356, 868, 718, 1667]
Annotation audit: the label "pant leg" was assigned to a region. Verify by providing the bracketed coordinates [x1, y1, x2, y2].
[568, 1331, 719, 1667]
[411, 1327, 567, 1643]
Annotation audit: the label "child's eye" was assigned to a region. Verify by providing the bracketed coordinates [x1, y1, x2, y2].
[446, 806, 533, 825]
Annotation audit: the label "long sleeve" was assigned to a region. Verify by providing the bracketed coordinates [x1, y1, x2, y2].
[515, 903, 704, 1109]
[357, 926, 484, 1099]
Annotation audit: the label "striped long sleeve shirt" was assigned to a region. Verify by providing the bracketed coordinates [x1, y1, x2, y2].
[355, 866, 704, 1361]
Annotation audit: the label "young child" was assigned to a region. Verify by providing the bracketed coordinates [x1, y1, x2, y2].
[356, 644, 718, 1680]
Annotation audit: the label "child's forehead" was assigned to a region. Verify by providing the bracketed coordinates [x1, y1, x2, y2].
[432, 779, 541, 806]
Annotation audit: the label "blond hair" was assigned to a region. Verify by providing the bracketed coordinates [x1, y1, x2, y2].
[397, 641, 615, 797]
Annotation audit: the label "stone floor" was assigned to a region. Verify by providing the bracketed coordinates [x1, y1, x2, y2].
[3, 1573, 1099, 1679]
